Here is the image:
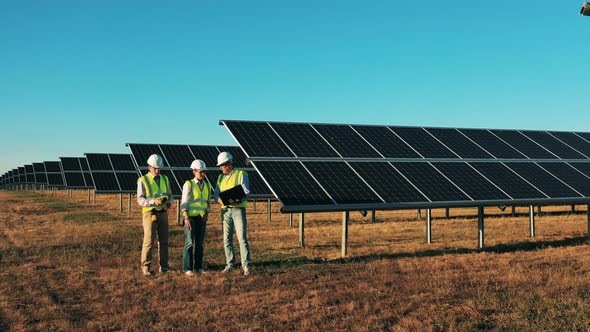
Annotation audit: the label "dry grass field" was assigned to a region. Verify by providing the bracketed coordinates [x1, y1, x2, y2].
[1, 190, 590, 331]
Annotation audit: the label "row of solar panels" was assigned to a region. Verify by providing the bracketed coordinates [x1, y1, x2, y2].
[221, 120, 590, 212]
[0, 144, 273, 199]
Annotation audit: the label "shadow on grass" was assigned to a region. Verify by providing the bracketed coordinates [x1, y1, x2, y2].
[365, 210, 589, 224]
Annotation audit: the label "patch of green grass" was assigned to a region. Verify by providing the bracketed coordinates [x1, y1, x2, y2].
[63, 212, 120, 223]
[46, 202, 80, 212]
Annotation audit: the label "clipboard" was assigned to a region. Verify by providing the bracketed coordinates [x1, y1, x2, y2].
[219, 185, 246, 205]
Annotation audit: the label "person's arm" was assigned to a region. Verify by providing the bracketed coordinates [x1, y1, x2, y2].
[180, 181, 190, 213]
[136, 177, 153, 207]
[241, 172, 251, 201]
[213, 178, 221, 205]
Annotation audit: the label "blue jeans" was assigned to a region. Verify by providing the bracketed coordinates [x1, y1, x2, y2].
[222, 207, 251, 268]
[182, 215, 207, 272]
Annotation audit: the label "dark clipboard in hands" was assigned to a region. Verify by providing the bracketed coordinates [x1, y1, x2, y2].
[219, 185, 246, 205]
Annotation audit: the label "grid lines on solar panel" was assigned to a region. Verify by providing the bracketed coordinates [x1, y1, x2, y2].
[116, 172, 140, 192]
[312, 124, 381, 158]
[158, 170, 182, 197]
[390, 127, 457, 158]
[64, 172, 87, 188]
[128, 144, 168, 167]
[36, 173, 47, 184]
[172, 169, 194, 188]
[33, 163, 45, 173]
[86, 154, 114, 171]
[348, 162, 428, 202]
[60, 157, 82, 171]
[91, 172, 120, 192]
[352, 126, 420, 158]
[426, 128, 494, 159]
[469, 162, 546, 199]
[109, 154, 136, 171]
[247, 171, 273, 195]
[459, 129, 526, 159]
[569, 163, 590, 178]
[159, 145, 194, 168]
[270, 123, 339, 158]
[253, 161, 333, 206]
[224, 121, 294, 157]
[392, 162, 470, 202]
[205, 170, 222, 189]
[80, 158, 90, 171]
[188, 146, 220, 168]
[26, 174, 35, 183]
[538, 163, 590, 196]
[25, 165, 34, 174]
[548, 132, 590, 158]
[304, 162, 382, 204]
[219, 146, 249, 168]
[520, 131, 586, 159]
[44, 162, 61, 173]
[504, 162, 580, 198]
[83, 172, 94, 187]
[47, 173, 65, 186]
[490, 130, 556, 159]
[433, 162, 510, 200]
[575, 132, 590, 143]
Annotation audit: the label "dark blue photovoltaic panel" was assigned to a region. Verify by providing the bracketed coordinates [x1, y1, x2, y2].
[349, 162, 428, 202]
[25, 165, 34, 174]
[80, 158, 90, 171]
[83, 172, 94, 187]
[44, 162, 62, 173]
[253, 161, 333, 206]
[86, 154, 113, 171]
[539, 163, 590, 196]
[390, 127, 457, 158]
[91, 172, 120, 192]
[505, 162, 580, 198]
[47, 173, 65, 186]
[33, 163, 45, 173]
[128, 144, 168, 168]
[271, 123, 339, 158]
[189, 146, 220, 168]
[224, 121, 294, 157]
[313, 124, 381, 158]
[575, 132, 590, 143]
[206, 170, 222, 189]
[109, 154, 136, 171]
[426, 128, 494, 159]
[469, 162, 546, 199]
[459, 129, 526, 159]
[25, 174, 35, 183]
[159, 145, 194, 168]
[433, 162, 510, 200]
[172, 169, 194, 187]
[64, 172, 87, 188]
[116, 172, 140, 192]
[392, 162, 470, 201]
[36, 173, 47, 184]
[569, 163, 590, 178]
[490, 130, 556, 159]
[353, 126, 421, 158]
[159, 169, 182, 197]
[61, 157, 82, 171]
[520, 131, 586, 159]
[548, 132, 590, 158]
[247, 171, 273, 195]
[304, 162, 381, 204]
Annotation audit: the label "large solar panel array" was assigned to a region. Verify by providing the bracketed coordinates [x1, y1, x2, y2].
[32, 162, 48, 185]
[126, 143, 273, 198]
[44, 161, 65, 187]
[221, 120, 590, 213]
[59, 157, 95, 189]
[85, 153, 139, 194]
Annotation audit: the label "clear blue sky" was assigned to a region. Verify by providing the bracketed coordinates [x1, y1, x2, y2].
[1, 0, 588, 173]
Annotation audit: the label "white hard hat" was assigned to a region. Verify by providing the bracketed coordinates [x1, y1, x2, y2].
[147, 154, 164, 169]
[190, 159, 206, 170]
[216, 151, 233, 166]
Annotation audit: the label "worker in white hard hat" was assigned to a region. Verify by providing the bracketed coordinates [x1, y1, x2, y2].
[180, 159, 211, 275]
[213, 151, 252, 276]
[137, 153, 173, 276]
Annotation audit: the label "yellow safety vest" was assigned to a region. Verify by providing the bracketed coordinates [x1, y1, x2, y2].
[185, 179, 211, 217]
[217, 169, 248, 208]
[138, 173, 171, 213]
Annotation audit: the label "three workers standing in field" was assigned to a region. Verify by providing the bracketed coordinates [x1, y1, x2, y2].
[137, 152, 252, 277]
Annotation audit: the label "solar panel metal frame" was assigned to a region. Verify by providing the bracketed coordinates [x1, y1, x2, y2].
[43, 161, 65, 187]
[85, 153, 139, 194]
[221, 120, 590, 213]
[59, 157, 94, 189]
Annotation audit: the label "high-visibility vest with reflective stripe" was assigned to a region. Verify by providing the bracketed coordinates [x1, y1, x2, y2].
[185, 179, 211, 217]
[138, 173, 171, 213]
[217, 169, 248, 208]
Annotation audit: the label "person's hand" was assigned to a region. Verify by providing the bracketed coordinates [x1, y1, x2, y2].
[217, 198, 223, 205]
[166, 202, 172, 209]
[184, 218, 191, 230]
[154, 198, 163, 205]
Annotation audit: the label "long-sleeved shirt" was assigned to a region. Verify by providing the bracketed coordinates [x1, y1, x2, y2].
[136, 173, 171, 207]
[213, 169, 250, 202]
[181, 178, 212, 213]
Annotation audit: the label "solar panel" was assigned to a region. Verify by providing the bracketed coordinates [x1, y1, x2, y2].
[61, 157, 82, 171]
[127, 144, 168, 168]
[222, 120, 590, 213]
[188, 145, 220, 167]
[33, 162, 48, 185]
[219, 146, 249, 168]
[47, 173, 65, 186]
[43, 162, 64, 187]
[86, 154, 113, 171]
[59, 157, 94, 189]
[159, 144, 194, 168]
[86, 153, 138, 193]
[64, 172, 87, 188]
[91, 172, 120, 192]
[44, 161, 61, 173]
[109, 154, 136, 171]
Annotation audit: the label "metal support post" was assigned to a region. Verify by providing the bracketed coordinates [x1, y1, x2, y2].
[299, 213, 305, 247]
[119, 193, 123, 213]
[426, 208, 432, 244]
[342, 211, 349, 257]
[267, 199, 271, 224]
[128, 193, 132, 216]
[87, 189, 91, 204]
[572, 204, 576, 213]
[529, 205, 536, 237]
[93, 190, 96, 207]
[371, 210, 376, 223]
[417, 209, 422, 219]
[478, 207, 485, 249]
[511, 206, 516, 217]
[445, 208, 450, 219]
[253, 199, 256, 212]
[176, 199, 181, 224]
[537, 205, 542, 216]
[289, 213, 293, 227]
[587, 204, 590, 240]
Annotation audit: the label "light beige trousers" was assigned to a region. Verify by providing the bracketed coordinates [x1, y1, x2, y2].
[141, 211, 169, 271]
